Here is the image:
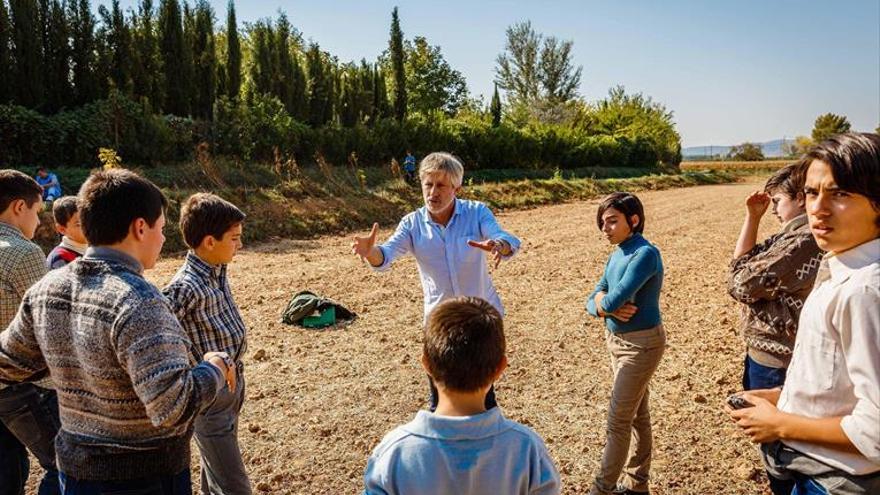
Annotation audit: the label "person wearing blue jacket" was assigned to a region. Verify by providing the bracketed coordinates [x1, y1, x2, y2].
[586, 192, 666, 495]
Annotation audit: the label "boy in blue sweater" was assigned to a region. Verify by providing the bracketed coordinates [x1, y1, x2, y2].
[363, 297, 560, 495]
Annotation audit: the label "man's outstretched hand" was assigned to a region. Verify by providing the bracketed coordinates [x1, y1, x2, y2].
[467, 239, 511, 269]
[352, 223, 379, 260]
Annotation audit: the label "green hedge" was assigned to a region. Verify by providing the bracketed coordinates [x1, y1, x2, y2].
[1, 93, 680, 170]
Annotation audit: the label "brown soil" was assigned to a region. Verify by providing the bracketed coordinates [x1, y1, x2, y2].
[28, 180, 779, 494]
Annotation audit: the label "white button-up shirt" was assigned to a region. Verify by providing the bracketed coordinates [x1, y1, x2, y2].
[779, 238, 880, 475]
[374, 199, 520, 320]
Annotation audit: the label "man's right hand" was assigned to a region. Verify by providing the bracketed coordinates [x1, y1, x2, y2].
[743, 387, 782, 406]
[745, 191, 770, 219]
[351, 223, 384, 266]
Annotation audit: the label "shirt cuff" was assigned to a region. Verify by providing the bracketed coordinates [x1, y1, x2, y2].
[370, 246, 392, 272]
[841, 412, 880, 463]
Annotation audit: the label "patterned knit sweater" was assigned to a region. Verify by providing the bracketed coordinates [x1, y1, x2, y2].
[0, 247, 223, 481]
[728, 215, 824, 368]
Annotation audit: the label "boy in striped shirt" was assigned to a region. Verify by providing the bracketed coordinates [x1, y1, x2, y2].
[163, 193, 250, 495]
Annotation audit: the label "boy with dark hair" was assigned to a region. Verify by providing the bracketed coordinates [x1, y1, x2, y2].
[728, 163, 823, 494]
[363, 297, 560, 495]
[729, 163, 823, 388]
[0, 169, 60, 495]
[0, 169, 236, 494]
[163, 192, 251, 495]
[729, 133, 880, 494]
[46, 195, 88, 269]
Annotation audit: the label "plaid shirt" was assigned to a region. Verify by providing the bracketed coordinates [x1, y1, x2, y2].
[163, 252, 247, 364]
[0, 221, 47, 329]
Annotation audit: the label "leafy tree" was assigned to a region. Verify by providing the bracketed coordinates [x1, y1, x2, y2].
[225, 0, 240, 99]
[811, 113, 851, 142]
[728, 142, 764, 161]
[490, 82, 501, 127]
[404, 36, 467, 115]
[495, 20, 582, 117]
[0, 0, 10, 103]
[589, 86, 681, 165]
[159, 0, 188, 115]
[290, 49, 308, 121]
[539, 35, 581, 104]
[389, 7, 406, 122]
[10, 0, 43, 108]
[495, 21, 540, 106]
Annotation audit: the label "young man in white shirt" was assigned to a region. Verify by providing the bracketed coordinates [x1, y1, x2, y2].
[727, 132, 880, 494]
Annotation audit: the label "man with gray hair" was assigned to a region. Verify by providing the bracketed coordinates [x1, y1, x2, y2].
[351, 152, 521, 410]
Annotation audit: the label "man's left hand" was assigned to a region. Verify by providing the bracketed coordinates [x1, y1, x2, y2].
[467, 239, 511, 269]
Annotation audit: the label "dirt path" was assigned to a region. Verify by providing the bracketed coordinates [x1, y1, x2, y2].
[29, 180, 781, 494]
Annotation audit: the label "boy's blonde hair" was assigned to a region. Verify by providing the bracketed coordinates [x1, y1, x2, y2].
[418, 152, 464, 187]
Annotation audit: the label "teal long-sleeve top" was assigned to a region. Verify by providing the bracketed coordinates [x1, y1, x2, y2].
[586, 233, 663, 333]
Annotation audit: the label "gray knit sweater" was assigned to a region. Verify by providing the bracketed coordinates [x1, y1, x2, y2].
[0, 247, 223, 481]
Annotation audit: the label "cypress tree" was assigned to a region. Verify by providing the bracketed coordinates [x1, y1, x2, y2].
[131, 0, 161, 110]
[224, 0, 240, 99]
[69, 0, 98, 105]
[248, 20, 273, 97]
[306, 42, 331, 126]
[274, 12, 293, 112]
[0, 0, 11, 103]
[42, 0, 71, 112]
[490, 82, 502, 127]
[159, 0, 187, 115]
[100, 0, 133, 94]
[180, 2, 195, 114]
[371, 64, 389, 122]
[290, 49, 307, 121]
[389, 7, 406, 122]
[10, 0, 44, 108]
[191, 0, 215, 119]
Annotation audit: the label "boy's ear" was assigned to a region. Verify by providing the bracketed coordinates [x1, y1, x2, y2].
[796, 192, 806, 209]
[629, 214, 640, 228]
[492, 355, 508, 381]
[55, 224, 66, 235]
[201, 235, 216, 251]
[420, 353, 433, 378]
[131, 218, 148, 241]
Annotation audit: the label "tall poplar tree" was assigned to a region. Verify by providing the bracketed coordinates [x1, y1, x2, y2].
[159, 0, 187, 115]
[10, 0, 43, 107]
[224, 0, 240, 99]
[388, 7, 406, 122]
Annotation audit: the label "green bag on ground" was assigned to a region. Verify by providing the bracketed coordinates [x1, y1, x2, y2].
[281, 290, 356, 328]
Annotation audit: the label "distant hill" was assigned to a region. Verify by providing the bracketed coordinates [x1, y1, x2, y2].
[683, 138, 794, 160]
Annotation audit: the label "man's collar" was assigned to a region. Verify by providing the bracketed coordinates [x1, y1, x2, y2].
[422, 199, 461, 226]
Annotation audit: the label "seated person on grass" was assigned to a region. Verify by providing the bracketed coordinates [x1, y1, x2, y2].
[34, 167, 61, 203]
[363, 297, 560, 495]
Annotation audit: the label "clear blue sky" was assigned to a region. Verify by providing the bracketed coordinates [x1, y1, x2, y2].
[116, 0, 879, 147]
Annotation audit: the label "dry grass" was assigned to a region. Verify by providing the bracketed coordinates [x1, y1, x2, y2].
[680, 159, 792, 171]
[26, 180, 781, 494]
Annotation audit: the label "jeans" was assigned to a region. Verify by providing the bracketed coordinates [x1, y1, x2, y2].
[0, 421, 29, 495]
[427, 376, 496, 412]
[193, 369, 251, 495]
[742, 355, 793, 495]
[0, 384, 61, 495]
[762, 441, 880, 495]
[59, 470, 191, 495]
[742, 354, 787, 391]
